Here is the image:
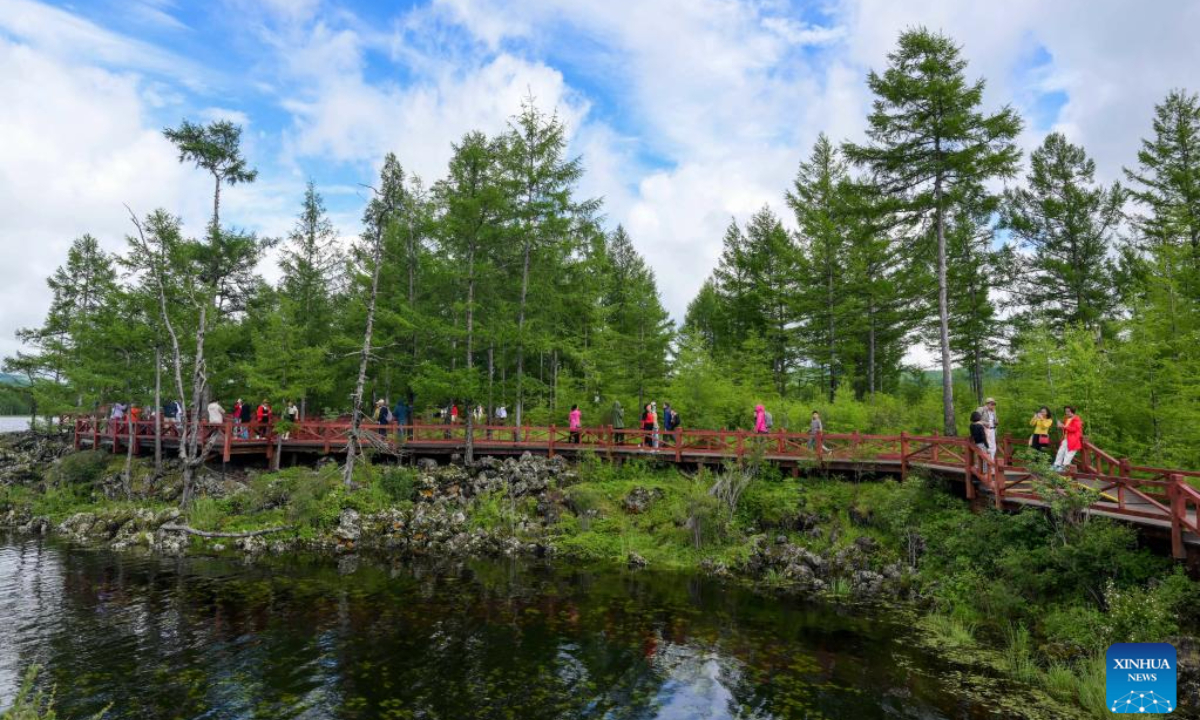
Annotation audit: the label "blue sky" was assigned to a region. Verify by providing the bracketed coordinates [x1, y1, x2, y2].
[2, 0, 1199, 363]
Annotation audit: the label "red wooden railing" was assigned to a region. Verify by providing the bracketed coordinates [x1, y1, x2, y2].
[71, 416, 1200, 558]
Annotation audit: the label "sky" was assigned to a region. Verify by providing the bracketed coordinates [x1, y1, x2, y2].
[1, 0, 1198, 366]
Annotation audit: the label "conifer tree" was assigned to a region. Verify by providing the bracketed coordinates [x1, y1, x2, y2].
[1003, 132, 1122, 332]
[844, 28, 1021, 434]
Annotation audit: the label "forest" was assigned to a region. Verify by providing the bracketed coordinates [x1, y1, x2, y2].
[6, 28, 1200, 470]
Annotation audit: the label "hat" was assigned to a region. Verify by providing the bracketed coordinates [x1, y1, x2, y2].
[985, 397, 996, 404]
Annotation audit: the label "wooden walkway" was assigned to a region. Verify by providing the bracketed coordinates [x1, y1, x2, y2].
[74, 417, 1200, 559]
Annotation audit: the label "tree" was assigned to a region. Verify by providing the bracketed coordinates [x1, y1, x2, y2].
[503, 97, 598, 429]
[1124, 89, 1200, 304]
[600, 226, 672, 409]
[788, 134, 853, 401]
[844, 28, 1022, 434]
[434, 131, 509, 462]
[158, 118, 260, 505]
[1002, 132, 1122, 332]
[281, 180, 341, 346]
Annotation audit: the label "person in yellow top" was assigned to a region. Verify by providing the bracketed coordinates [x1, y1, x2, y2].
[1029, 406, 1053, 454]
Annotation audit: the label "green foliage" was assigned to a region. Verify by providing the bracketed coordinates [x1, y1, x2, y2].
[45, 451, 111, 488]
[1, 665, 107, 720]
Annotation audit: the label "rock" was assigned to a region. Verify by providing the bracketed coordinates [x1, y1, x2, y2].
[622, 486, 664, 514]
[699, 558, 732, 579]
[417, 458, 439, 472]
[627, 552, 648, 569]
[850, 570, 886, 597]
[848, 506, 873, 527]
[853, 536, 878, 553]
[335, 508, 361, 542]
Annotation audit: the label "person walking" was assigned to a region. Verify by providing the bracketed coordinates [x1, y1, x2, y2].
[569, 404, 582, 444]
[1053, 406, 1083, 472]
[283, 400, 299, 440]
[163, 399, 179, 429]
[450, 403, 460, 424]
[650, 401, 660, 448]
[611, 400, 624, 445]
[808, 411, 826, 451]
[393, 398, 411, 439]
[110, 401, 126, 437]
[976, 398, 998, 460]
[641, 403, 655, 447]
[1028, 406, 1053, 455]
[969, 411, 990, 456]
[754, 404, 768, 434]
[473, 404, 485, 424]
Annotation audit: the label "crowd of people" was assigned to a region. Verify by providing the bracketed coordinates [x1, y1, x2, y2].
[102, 393, 1088, 472]
[969, 399, 1084, 471]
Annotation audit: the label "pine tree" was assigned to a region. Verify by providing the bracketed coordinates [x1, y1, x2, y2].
[844, 28, 1022, 434]
[281, 180, 341, 347]
[788, 134, 852, 400]
[601, 226, 672, 410]
[1124, 89, 1200, 304]
[1003, 132, 1122, 332]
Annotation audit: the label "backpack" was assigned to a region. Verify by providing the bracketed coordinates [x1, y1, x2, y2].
[671, 411, 680, 430]
[764, 411, 774, 430]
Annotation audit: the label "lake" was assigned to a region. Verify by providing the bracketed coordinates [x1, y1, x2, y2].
[0, 416, 28, 433]
[0, 536, 1049, 719]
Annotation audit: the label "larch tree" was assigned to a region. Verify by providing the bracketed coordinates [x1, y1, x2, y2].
[844, 28, 1021, 434]
[1002, 132, 1122, 333]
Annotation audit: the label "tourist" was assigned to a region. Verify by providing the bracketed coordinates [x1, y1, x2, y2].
[1053, 406, 1084, 472]
[283, 400, 299, 440]
[236, 398, 253, 439]
[641, 403, 654, 447]
[232, 398, 244, 438]
[808, 411, 824, 451]
[110, 401, 126, 436]
[976, 398, 998, 460]
[207, 399, 224, 424]
[1028, 406, 1053, 455]
[254, 396, 271, 436]
[754, 404, 768, 434]
[662, 403, 678, 445]
[162, 399, 179, 428]
[611, 400, 624, 445]
[450, 403, 460, 423]
[569, 404, 582, 444]
[473, 404, 485, 424]
[969, 411, 990, 456]
[494, 404, 507, 424]
[650, 401, 660, 448]
[393, 398, 411, 438]
[375, 399, 391, 425]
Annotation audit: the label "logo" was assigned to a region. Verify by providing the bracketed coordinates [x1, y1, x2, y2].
[1107, 643, 1176, 714]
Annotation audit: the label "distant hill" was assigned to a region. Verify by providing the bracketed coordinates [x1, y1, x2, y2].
[0, 373, 29, 386]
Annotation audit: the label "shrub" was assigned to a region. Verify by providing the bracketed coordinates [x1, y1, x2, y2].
[377, 467, 417, 504]
[46, 451, 110, 488]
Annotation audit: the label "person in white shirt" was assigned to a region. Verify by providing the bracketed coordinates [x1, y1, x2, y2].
[207, 400, 224, 424]
[976, 398, 998, 460]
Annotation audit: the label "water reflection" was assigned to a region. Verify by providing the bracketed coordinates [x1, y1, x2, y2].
[1, 536, 1008, 719]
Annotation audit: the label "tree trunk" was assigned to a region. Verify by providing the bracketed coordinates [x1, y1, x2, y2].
[343, 229, 384, 487]
[465, 244, 476, 464]
[934, 172, 956, 436]
[867, 298, 876, 399]
[515, 237, 532, 430]
[123, 400, 135, 499]
[154, 347, 162, 475]
[827, 256, 837, 402]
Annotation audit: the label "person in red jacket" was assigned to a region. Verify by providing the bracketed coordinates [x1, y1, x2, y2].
[255, 400, 271, 438]
[1052, 406, 1083, 471]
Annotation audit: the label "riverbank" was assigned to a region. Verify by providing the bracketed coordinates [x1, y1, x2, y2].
[2, 432, 1199, 718]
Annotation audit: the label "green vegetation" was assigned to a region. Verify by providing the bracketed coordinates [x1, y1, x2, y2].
[0, 666, 107, 720]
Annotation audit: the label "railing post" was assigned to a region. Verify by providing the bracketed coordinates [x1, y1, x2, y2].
[223, 419, 233, 462]
[92, 419, 99, 450]
[816, 432, 824, 465]
[1170, 475, 1185, 560]
[932, 429, 940, 463]
[675, 429, 683, 463]
[992, 451, 1003, 510]
[900, 432, 908, 482]
[1080, 438, 1093, 473]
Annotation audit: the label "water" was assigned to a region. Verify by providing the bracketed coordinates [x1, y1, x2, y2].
[0, 537, 1023, 719]
[0, 416, 29, 433]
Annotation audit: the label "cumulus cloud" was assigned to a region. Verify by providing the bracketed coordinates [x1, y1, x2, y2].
[4, 0, 1200, 373]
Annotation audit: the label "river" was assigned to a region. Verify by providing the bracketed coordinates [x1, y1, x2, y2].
[0, 536, 1042, 719]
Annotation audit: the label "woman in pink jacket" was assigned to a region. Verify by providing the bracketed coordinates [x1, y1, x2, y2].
[568, 404, 582, 444]
[754, 404, 767, 434]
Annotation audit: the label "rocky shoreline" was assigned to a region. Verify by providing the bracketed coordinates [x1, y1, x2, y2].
[0, 432, 913, 602]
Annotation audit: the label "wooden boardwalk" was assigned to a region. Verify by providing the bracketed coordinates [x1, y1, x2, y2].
[75, 417, 1200, 559]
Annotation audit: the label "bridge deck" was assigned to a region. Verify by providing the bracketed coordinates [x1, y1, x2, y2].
[74, 418, 1200, 558]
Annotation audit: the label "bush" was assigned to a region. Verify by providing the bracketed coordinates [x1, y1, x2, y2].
[377, 467, 417, 504]
[46, 451, 110, 488]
